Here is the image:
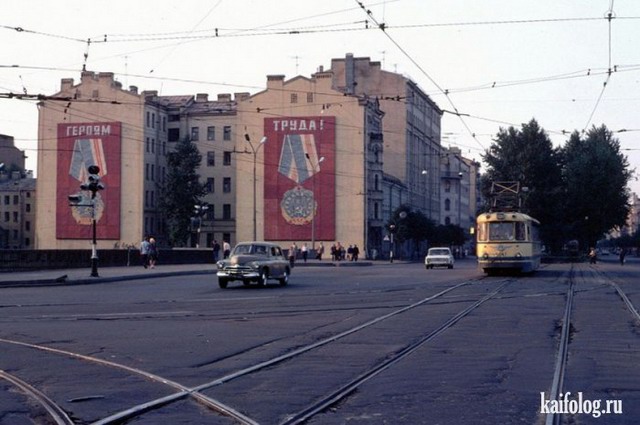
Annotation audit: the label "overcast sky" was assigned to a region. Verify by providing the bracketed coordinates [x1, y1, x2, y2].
[2, 0, 640, 193]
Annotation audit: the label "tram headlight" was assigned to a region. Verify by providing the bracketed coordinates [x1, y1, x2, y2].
[515, 252, 522, 258]
[483, 253, 489, 259]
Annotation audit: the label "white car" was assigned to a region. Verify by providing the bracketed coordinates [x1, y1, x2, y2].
[425, 247, 454, 269]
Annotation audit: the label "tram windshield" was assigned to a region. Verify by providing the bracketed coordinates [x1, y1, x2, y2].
[478, 222, 526, 241]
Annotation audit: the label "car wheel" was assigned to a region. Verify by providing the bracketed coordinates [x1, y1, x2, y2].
[242, 279, 251, 286]
[448, 264, 454, 269]
[218, 278, 228, 289]
[279, 269, 289, 286]
[257, 269, 268, 286]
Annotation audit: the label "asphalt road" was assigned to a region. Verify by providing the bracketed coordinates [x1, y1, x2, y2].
[1, 257, 639, 424]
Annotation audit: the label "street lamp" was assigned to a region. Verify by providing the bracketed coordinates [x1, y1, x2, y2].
[305, 154, 325, 250]
[193, 203, 209, 248]
[421, 169, 429, 218]
[245, 134, 267, 241]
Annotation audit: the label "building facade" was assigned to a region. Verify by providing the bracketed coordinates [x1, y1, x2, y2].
[0, 173, 36, 249]
[36, 71, 152, 249]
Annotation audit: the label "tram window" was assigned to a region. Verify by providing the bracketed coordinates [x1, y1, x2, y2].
[489, 222, 514, 240]
[515, 222, 526, 241]
[478, 223, 487, 241]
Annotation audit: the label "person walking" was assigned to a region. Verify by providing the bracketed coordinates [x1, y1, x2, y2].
[223, 240, 231, 259]
[212, 240, 221, 262]
[148, 237, 158, 269]
[588, 247, 597, 264]
[352, 244, 360, 261]
[301, 243, 309, 263]
[316, 242, 325, 260]
[289, 242, 298, 268]
[140, 236, 151, 269]
[619, 248, 627, 265]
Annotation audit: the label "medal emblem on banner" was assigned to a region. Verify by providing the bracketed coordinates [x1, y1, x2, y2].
[68, 138, 107, 224]
[278, 134, 319, 225]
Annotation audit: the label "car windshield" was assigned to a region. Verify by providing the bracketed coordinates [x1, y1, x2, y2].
[233, 244, 269, 256]
[429, 249, 450, 256]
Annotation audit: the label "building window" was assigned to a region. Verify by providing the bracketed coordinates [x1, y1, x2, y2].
[445, 216, 451, 225]
[145, 163, 149, 180]
[223, 126, 231, 141]
[151, 138, 155, 153]
[4, 212, 8, 222]
[290, 93, 298, 103]
[191, 127, 199, 141]
[307, 92, 314, 103]
[151, 164, 155, 181]
[445, 198, 451, 211]
[206, 178, 214, 193]
[223, 151, 232, 166]
[168, 128, 179, 142]
[207, 126, 215, 141]
[207, 151, 215, 166]
[223, 204, 231, 220]
[374, 202, 379, 219]
[223, 177, 231, 193]
[26, 204, 31, 212]
[152, 113, 156, 129]
[162, 116, 166, 132]
[168, 114, 180, 122]
[25, 237, 30, 247]
[374, 174, 379, 191]
[13, 195, 18, 205]
[146, 137, 150, 152]
[146, 111, 151, 127]
[4, 195, 9, 205]
[13, 212, 18, 222]
[206, 206, 215, 220]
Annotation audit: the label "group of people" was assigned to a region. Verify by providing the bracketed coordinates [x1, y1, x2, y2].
[140, 236, 158, 269]
[212, 240, 232, 261]
[588, 247, 629, 265]
[330, 242, 359, 261]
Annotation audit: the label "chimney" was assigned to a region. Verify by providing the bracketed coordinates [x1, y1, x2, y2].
[61, 78, 74, 91]
[129, 85, 138, 94]
[196, 93, 209, 102]
[345, 53, 355, 95]
[217, 93, 232, 102]
[234, 92, 250, 101]
[267, 74, 285, 90]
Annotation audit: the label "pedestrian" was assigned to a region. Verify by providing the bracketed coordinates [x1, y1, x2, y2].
[619, 248, 626, 265]
[223, 240, 231, 259]
[588, 247, 597, 264]
[140, 236, 150, 268]
[148, 237, 158, 269]
[289, 242, 297, 268]
[301, 243, 308, 263]
[212, 239, 221, 262]
[352, 244, 360, 261]
[316, 242, 325, 260]
[347, 245, 354, 261]
[330, 244, 337, 261]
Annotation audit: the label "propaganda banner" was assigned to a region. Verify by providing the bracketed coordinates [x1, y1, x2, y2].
[263, 116, 336, 241]
[56, 122, 121, 239]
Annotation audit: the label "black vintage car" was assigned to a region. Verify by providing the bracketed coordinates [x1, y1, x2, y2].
[216, 242, 290, 288]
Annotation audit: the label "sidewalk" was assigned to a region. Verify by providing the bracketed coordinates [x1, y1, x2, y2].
[0, 259, 374, 288]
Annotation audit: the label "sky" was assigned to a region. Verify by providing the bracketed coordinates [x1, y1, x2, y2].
[2, 0, 640, 193]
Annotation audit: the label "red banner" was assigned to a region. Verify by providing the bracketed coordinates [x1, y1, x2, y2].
[56, 122, 121, 239]
[263, 116, 335, 241]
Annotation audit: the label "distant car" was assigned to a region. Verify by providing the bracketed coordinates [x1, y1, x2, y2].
[425, 247, 454, 269]
[216, 242, 290, 288]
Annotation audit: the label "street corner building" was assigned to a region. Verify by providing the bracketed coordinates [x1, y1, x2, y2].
[36, 71, 157, 249]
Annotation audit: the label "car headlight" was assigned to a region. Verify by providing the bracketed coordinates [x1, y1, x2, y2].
[217, 261, 225, 269]
[248, 261, 260, 269]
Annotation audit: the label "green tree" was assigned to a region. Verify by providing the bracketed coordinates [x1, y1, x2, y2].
[560, 125, 632, 248]
[482, 119, 565, 251]
[160, 137, 207, 246]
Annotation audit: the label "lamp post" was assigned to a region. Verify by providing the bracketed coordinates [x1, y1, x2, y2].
[245, 134, 267, 241]
[421, 169, 429, 218]
[69, 165, 104, 277]
[305, 154, 325, 250]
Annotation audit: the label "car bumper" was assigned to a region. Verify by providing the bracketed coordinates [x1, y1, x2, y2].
[217, 270, 259, 279]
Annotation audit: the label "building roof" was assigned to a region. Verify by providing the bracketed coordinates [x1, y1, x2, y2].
[0, 176, 36, 191]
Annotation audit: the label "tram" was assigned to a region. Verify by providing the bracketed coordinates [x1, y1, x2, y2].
[476, 211, 542, 274]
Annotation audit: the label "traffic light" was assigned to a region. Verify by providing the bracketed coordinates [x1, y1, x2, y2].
[80, 165, 104, 197]
[68, 194, 82, 205]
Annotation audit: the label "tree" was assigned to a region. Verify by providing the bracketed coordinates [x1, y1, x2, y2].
[560, 125, 632, 248]
[482, 119, 565, 251]
[160, 137, 207, 247]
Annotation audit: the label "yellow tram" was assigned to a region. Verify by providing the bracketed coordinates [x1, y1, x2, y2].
[476, 211, 541, 274]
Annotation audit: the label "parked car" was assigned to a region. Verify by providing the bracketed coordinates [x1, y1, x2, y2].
[425, 247, 455, 269]
[216, 242, 290, 288]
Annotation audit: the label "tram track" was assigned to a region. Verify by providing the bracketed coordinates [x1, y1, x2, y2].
[1, 276, 499, 424]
